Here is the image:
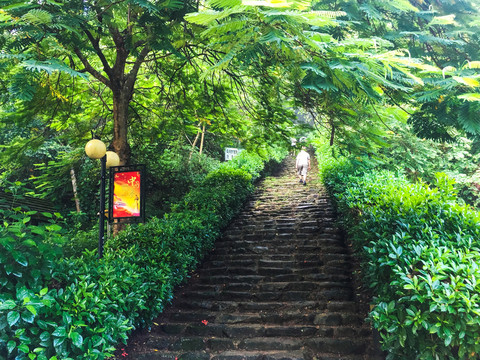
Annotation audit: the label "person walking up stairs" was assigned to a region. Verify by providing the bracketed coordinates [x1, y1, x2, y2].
[116, 155, 384, 360]
[295, 146, 311, 186]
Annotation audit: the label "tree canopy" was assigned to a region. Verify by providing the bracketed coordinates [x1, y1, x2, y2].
[1, 0, 480, 207]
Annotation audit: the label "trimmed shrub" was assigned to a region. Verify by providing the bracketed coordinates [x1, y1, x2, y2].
[0, 149, 284, 359]
[322, 158, 480, 359]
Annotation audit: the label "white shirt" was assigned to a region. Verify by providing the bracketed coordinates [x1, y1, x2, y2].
[296, 150, 310, 166]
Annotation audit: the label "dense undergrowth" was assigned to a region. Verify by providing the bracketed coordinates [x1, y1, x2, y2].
[318, 146, 480, 359]
[0, 149, 285, 360]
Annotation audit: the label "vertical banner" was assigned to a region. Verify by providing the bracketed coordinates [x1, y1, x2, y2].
[109, 165, 145, 223]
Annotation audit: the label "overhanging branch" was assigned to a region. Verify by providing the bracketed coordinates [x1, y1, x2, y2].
[73, 47, 111, 87]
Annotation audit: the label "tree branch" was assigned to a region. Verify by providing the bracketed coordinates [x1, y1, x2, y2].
[73, 47, 111, 87]
[125, 45, 151, 91]
[83, 28, 113, 76]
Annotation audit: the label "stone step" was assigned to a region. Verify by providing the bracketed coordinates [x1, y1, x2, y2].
[203, 253, 331, 262]
[196, 273, 352, 285]
[164, 311, 316, 325]
[211, 350, 305, 360]
[156, 323, 328, 338]
[140, 333, 375, 354]
[186, 281, 352, 294]
[160, 310, 365, 327]
[213, 240, 345, 249]
[156, 320, 370, 338]
[142, 336, 306, 352]
[197, 265, 352, 278]
[174, 289, 353, 302]
[169, 300, 359, 314]
[133, 350, 307, 360]
[201, 259, 326, 269]
[211, 246, 345, 256]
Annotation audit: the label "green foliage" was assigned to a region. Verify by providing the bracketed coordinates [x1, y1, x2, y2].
[221, 151, 265, 182]
[375, 127, 480, 207]
[132, 142, 221, 217]
[321, 153, 480, 359]
[0, 209, 68, 359]
[1, 150, 283, 359]
[174, 167, 254, 228]
[0, 209, 64, 295]
[61, 220, 99, 258]
[21, 60, 87, 79]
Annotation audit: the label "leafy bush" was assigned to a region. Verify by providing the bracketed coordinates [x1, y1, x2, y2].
[221, 151, 268, 182]
[375, 128, 480, 207]
[321, 155, 480, 359]
[62, 222, 99, 258]
[0, 209, 68, 359]
[174, 168, 254, 227]
[1, 149, 284, 359]
[132, 143, 221, 217]
[0, 209, 64, 295]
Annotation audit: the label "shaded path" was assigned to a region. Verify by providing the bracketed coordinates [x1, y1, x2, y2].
[117, 156, 384, 360]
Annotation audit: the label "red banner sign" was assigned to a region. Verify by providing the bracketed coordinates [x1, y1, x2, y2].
[109, 165, 145, 223]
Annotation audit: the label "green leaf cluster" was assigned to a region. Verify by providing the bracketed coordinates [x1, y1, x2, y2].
[321, 153, 480, 359]
[0, 149, 284, 359]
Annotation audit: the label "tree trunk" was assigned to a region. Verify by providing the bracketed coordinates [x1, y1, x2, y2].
[70, 167, 81, 213]
[111, 90, 132, 237]
[189, 122, 202, 160]
[199, 123, 206, 155]
[329, 122, 335, 146]
[111, 90, 132, 165]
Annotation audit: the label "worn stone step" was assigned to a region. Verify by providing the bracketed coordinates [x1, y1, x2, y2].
[187, 281, 352, 295]
[196, 273, 351, 285]
[196, 275, 264, 284]
[131, 350, 378, 360]
[142, 333, 374, 354]
[204, 253, 326, 262]
[238, 337, 303, 351]
[214, 235, 344, 247]
[169, 299, 359, 314]
[211, 246, 341, 255]
[305, 337, 368, 355]
[197, 266, 329, 277]
[200, 260, 326, 270]
[161, 311, 316, 325]
[145, 336, 305, 353]
[178, 287, 354, 303]
[161, 310, 365, 328]
[211, 350, 305, 360]
[155, 323, 328, 338]
[213, 240, 345, 250]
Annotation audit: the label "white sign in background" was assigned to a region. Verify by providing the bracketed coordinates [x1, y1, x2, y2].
[225, 147, 242, 161]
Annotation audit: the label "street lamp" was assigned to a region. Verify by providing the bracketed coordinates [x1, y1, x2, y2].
[85, 139, 120, 259]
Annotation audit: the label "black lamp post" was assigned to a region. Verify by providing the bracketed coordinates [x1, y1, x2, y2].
[85, 139, 120, 259]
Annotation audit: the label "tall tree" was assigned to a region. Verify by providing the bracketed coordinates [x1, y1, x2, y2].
[0, 0, 196, 164]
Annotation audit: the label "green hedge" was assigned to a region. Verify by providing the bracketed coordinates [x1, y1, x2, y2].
[0, 149, 285, 360]
[322, 159, 480, 359]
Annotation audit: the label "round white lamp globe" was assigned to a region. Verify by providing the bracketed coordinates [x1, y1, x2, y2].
[85, 139, 107, 159]
[106, 151, 120, 168]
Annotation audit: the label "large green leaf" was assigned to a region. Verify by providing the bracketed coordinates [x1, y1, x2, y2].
[21, 9, 52, 25]
[458, 93, 480, 102]
[7, 311, 20, 327]
[21, 60, 89, 79]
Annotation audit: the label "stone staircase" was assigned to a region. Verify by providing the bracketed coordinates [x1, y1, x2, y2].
[118, 156, 384, 360]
